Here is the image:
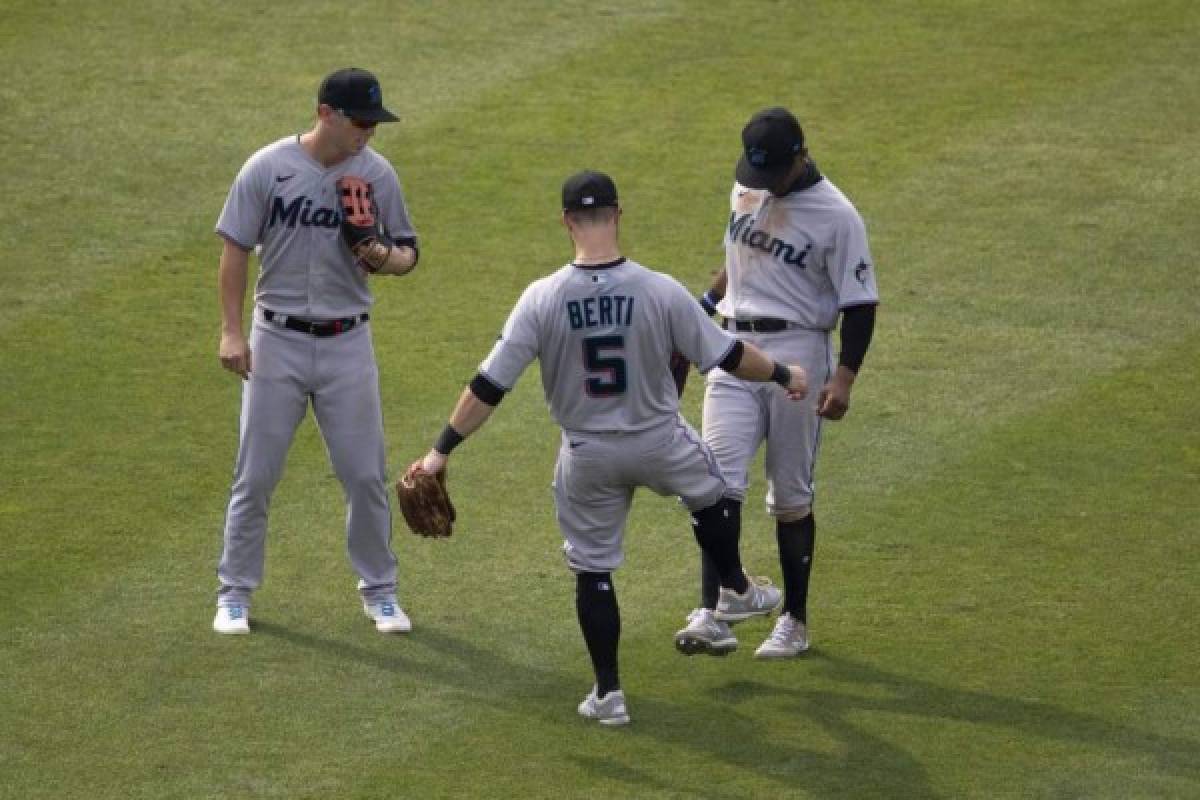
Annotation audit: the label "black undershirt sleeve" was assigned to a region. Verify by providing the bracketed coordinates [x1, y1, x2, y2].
[469, 372, 507, 406]
[838, 303, 876, 373]
[717, 340, 745, 373]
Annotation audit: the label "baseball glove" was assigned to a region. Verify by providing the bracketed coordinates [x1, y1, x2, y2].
[669, 350, 691, 398]
[337, 175, 392, 273]
[395, 466, 456, 538]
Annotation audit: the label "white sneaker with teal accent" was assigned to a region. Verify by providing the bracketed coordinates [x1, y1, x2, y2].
[213, 604, 250, 635]
[363, 599, 412, 633]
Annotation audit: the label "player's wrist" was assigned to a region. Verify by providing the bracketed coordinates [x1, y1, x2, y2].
[698, 290, 722, 316]
[433, 424, 465, 456]
[769, 362, 792, 388]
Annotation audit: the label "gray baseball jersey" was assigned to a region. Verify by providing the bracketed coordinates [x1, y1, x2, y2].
[717, 179, 878, 327]
[480, 257, 737, 573]
[215, 135, 415, 318]
[480, 258, 735, 433]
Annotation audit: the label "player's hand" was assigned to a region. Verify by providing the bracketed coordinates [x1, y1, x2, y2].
[783, 363, 808, 401]
[219, 331, 252, 380]
[411, 449, 448, 477]
[817, 366, 856, 420]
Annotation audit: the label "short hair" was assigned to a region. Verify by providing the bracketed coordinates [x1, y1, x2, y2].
[564, 206, 619, 227]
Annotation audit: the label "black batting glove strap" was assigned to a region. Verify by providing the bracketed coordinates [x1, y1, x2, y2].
[698, 289, 723, 316]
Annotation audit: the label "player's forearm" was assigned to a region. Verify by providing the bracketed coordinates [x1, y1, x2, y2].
[699, 269, 728, 315]
[729, 341, 779, 382]
[710, 269, 727, 297]
[728, 341, 807, 397]
[376, 243, 417, 276]
[446, 387, 496, 441]
[217, 241, 250, 334]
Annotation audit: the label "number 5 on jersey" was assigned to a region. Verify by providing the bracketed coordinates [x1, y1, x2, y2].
[584, 335, 626, 397]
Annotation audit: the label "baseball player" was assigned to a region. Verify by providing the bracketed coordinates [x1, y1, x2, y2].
[675, 107, 879, 658]
[406, 171, 809, 725]
[213, 68, 419, 635]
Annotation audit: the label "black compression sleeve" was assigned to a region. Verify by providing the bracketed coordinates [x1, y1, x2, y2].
[717, 340, 744, 373]
[469, 372, 507, 406]
[838, 303, 876, 373]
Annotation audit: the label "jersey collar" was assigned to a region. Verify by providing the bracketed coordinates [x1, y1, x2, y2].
[571, 256, 626, 270]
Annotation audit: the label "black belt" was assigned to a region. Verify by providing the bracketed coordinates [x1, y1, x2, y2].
[262, 309, 369, 337]
[726, 317, 790, 333]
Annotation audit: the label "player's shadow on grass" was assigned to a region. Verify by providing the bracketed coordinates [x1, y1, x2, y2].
[252, 621, 1197, 798]
[251, 618, 583, 707]
[252, 618, 934, 795]
[254, 618, 935, 796]
[711, 649, 1199, 797]
[569, 647, 1200, 799]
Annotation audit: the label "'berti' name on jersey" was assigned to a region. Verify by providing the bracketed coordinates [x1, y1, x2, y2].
[566, 295, 635, 330]
[728, 212, 811, 268]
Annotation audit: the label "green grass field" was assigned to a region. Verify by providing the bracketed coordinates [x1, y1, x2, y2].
[2, 1, 1198, 797]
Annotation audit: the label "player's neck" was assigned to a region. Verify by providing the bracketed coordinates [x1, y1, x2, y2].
[300, 128, 350, 169]
[571, 233, 621, 265]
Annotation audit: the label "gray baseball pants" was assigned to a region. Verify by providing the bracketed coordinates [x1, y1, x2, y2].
[216, 309, 397, 607]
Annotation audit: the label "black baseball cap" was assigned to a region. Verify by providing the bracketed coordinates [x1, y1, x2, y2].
[735, 107, 805, 189]
[562, 170, 619, 211]
[318, 68, 398, 123]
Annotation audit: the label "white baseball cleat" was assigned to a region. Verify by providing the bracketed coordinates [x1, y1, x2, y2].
[754, 613, 810, 659]
[213, 604, 250, 635]
[363, 598, 412, 633]
[674, 608, 737, 656]
[577, 687, 630, 726]
[715, 576, 782, 622]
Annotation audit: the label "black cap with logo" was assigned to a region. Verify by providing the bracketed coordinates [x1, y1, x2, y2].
[735, 107, 805, 189]
[562, 170, 619, 211]
[318, 67, 398, 123]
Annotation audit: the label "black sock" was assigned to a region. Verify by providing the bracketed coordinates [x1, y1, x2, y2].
[576, 572, 620, 696]
[700, 550, 721, 609]
[692, 498, 749, 595]
[776, 515, 815, 622]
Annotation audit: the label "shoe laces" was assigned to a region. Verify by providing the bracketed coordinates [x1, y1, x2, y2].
[686, 608, 712, 624]
[225, 605, 245, 620]
[379, 601, 395, 616]
[767, 613, 799, 644]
